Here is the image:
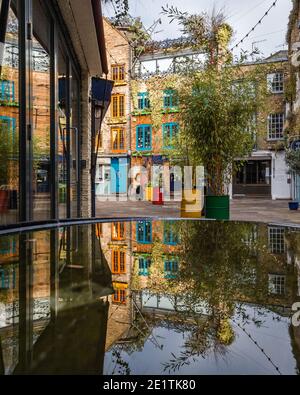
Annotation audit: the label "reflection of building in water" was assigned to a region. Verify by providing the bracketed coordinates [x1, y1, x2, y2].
[97, 221, 134, 350]
[1, 221, 300, 374]
[132, 220, 180, 284]
[0, 225, 113, 375]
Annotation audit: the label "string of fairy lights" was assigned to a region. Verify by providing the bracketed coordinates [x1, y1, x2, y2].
[230, 0, 279, 52]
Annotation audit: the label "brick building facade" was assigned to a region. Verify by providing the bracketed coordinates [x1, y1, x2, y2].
[96, 19, 132, 198]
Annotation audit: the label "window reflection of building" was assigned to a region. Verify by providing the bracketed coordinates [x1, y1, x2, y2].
[0, 224, 113, 374]
[0, 6, 19, 226]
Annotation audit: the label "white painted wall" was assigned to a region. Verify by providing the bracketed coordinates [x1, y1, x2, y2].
[271, 151, 291, 200]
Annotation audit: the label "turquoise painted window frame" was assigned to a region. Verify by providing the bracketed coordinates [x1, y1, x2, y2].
[0, 238, 17, 256]
[138, 92, 150, 110]
[137, 220, 152, 244]
[0, 267, 16, 290]
[138, 257, 152, 276]
[0, 80, 15, 102]
[163, 122, 179, 149]
[164, 259, 179, 279]
[0, 116, 17, 145]
[164, 221, 179, 245]
[163, 89, 177, 109]
[136, 124, 152, 151]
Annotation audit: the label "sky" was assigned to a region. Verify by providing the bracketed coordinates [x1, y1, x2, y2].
[103, 0, 293, 58]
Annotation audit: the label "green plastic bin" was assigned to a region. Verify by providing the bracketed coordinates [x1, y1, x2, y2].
[205, 195, 230, 220]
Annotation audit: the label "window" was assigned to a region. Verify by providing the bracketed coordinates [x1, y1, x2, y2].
[0, 116, 16, 143]
[164, 260, 179, 279]
[111, 64, 125, 83]
[268, 227, 285, 254]
[95, 131, 102, 150]
[113, 289, 127, 304]
[111, 94, 125, 118]
[136, 125, 152, 151]
[164, 221, 179, 245]
[163, 89, 177, 108]
[268, 113, 284, 140]
[0, 80, 15, 102]
[0, 238, 17, 256]
[235, 160, 271, 185]
[163, 123, 179, 149]
[112, 222, 125, 240]
[112, 249, 126, 274]
[138, 92, 150, 110]
[111, 128, 125, 152]
[268, 274, 285, 295]
[137, 221, 152, 244]
[98, 164, 104, 182]
[0, 267, 16, 290]
[267, 72, 284, 93]
[138, 257, 152, 276]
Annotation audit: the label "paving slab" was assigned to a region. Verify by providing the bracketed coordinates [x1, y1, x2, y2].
[95, 199, 300, 226]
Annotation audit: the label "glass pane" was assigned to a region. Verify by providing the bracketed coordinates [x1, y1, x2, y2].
[0, 6, 19, 225]
[57, 46, 67, 219]
[0, 234, 19, 374]
[71, 70, 79, 218]
[32, 0, 51, 221]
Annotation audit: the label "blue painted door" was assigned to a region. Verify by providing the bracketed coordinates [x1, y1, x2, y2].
[111, 158, 128, 194]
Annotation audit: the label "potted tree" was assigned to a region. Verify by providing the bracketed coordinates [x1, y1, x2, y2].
[177, 66, 265, 220]
[162, 6, 267, 220]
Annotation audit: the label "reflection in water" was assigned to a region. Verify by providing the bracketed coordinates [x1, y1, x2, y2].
[0, 221, 300, 375]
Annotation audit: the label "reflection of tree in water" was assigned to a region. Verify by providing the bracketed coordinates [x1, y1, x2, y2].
[113, 222, 299, 374]
[159, 221, 287, 373]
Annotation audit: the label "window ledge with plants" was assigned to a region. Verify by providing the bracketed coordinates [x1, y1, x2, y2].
[161, 108, 180, 114]
[107, 116, 127, 125]
[132, 109, 152, 116]
[132, 150, 153, 157]
[0, 101, 19, 107]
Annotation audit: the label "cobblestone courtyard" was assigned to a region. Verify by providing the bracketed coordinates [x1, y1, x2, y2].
[96, 199, 300, 226]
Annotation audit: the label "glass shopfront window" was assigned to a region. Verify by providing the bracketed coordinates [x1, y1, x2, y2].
[71, 69, 80, 218]
[58, 46, 68, 219]
[0, 0, 83, 228]
[0, 3, 19, 226]
[32, 0, 51, 221]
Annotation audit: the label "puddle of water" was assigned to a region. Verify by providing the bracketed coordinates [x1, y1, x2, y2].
[0, 221, 299, 375]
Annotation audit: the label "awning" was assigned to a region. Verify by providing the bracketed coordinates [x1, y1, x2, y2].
[58, 0, 108, 75]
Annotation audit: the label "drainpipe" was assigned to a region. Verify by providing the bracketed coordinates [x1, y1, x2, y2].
[0, 0, 11, 76]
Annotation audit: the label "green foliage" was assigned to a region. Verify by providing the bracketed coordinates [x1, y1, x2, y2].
[0, 121, 17, 185]
[176, 64, 268, 195]
[286, 148, 300, 174]
[161, 5, 233, 63]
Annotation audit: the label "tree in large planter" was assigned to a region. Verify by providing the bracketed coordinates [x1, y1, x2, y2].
[178, 65, 266, 197]
[161, 6, 268, 219]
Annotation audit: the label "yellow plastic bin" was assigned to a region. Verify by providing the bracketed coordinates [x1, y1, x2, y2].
[181, 189, 203, 218]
